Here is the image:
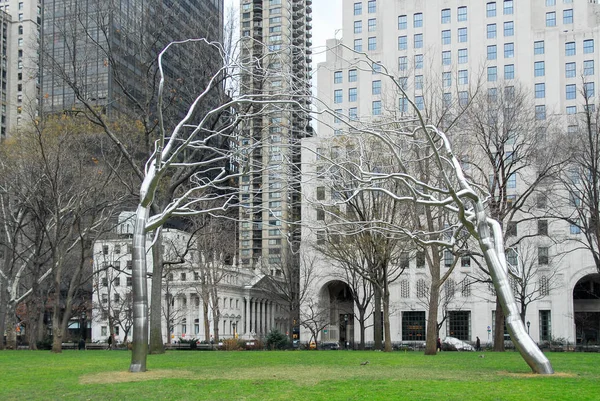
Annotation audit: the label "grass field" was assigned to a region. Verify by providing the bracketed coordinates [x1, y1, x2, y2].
[1, 350, 599, 400]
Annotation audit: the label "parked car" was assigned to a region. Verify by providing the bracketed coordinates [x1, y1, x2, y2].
[321, 341, 340, 350]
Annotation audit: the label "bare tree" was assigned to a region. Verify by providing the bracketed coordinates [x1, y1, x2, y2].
[310, 51, 554, 372]
[299, 297, 333, 348]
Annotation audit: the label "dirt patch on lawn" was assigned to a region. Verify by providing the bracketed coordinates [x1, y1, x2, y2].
[80, 370, 196, 385]
[499, 371, 577, 378]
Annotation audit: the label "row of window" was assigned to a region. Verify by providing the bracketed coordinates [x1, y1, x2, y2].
[353, 1, 377, 16]
[545, 9, 574, 27]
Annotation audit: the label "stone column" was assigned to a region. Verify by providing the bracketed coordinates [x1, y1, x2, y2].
[245, 297, 250, 334]
[270, 302, 275, 332]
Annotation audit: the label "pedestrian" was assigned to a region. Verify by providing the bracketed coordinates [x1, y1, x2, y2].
[107, 335, 113, 350]
[78, 338, 86, 351]
[436, 337, 442, 352]
[476, 336, 481, 351]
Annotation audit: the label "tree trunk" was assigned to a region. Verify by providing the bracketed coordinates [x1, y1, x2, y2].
[203, 299, 210, 342]
[130, 205, 149, 372]
[373, 286, 382, 350]
[425, 280, 441, 355]
[358, 309, 366, 350]
[149, 232, 165, 354]
[5, 302, 17, 349]
[493, 297, 505, 352]
[0, 286, 7, 350]
[382, 287, 392, 352]
[51, 304, 63, 353]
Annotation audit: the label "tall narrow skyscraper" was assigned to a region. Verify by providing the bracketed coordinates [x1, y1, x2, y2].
[238, 0, 313, 270]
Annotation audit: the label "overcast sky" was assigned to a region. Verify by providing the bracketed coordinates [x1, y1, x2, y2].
[223, 0, 343, 67]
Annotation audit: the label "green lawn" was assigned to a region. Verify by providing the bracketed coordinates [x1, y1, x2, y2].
[1, 350, 598, 400]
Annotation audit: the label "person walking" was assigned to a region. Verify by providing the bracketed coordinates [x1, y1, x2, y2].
[476, 336, 481, 351]
[436, 338, 442, 352]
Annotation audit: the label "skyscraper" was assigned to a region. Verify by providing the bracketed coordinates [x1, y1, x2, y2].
[302, 0, 600, 347]
[40, 0, 224, 123]
[238, 0, 313, 270]
[0, 0, 41, 141]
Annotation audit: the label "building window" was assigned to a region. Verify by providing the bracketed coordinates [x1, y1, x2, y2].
[354, 20, 362, 34]
[565, 41, 575, 56]
[443, 71, 452, 87]
[334, 89, 343, 104]
[368, 18, 376, 32]
[441, 8, 451, 23]
[458, 48, 468, 64]
[546, 0, 556, 5]
[127, 277, 132, 286]
[368, 0, 376, 13]
[441, 30, 451, 45]
[398, 35, 407, 50]
[398, 56, 407, 71]
[398, 96, 408, 113]
[402, 311, 425, 341]
[539, 310, 551, 342]
[459, 91, 469, 107]
[457, 6, 467, 21]
[334, 71, 342, 84]
[585, 82, 595, 98]
[487, 66, 497, 82]
[534, 40, 545, 55]
[507, 248, 518, 268]
[584, 39, 594, 54]
[487, 24, 496, 39]
[415, 75, 423, 90]
[349, 107, 358, 120]
[504, 42, 514, 58]
[504, 64, 514, 79]
[444, 250, 454, 267]
[447, 311, 470, 341]
[316, 209, 325, 221]
[571, 221, 581, 234]
[368, 36, 377, 50]
[414, 12, 423, 27]
[487, 45, 497, 60]
[458, 27, 467, 43]
[535, 105, 546, 120]
[458, 70, 468, 85]
[504, 0, 513, 14]
[400, 280, 410, 298]
[354, 38, 362, 51]
[506, 221, 517, 237]
[372, 80, 381, 95]
[415, 54, 423, 69]
[354, 2, 362, 15]
[563, 8, 573, 24]
[349, 88, 357, 102]
[566, 84, 576, 100]
[567, 106, 577, 115]
[504, 21, 514, 36]
[372, 100, 382, 115]
[584, 60, 595, 76]
[349, 69, 358, 82]
[538, 219, 549, 235]
[535, 83, 545, 99]
[487, 2, 496, 17]
[566, 62, 576, 78]
[414, 33, 423, 48]
[507, 173, 516, 188]
[546, 12, 556, 27]
[398, 14, 407, 30]
[538, 247, 549, 265]
[415, 96, 424, 110]
[442, 51, 451, 65]
[534, 61, 545, 77]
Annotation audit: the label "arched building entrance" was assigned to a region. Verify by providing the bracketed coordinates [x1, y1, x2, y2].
[573, 274, 600, 345]
[320, 281, 354, 346]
